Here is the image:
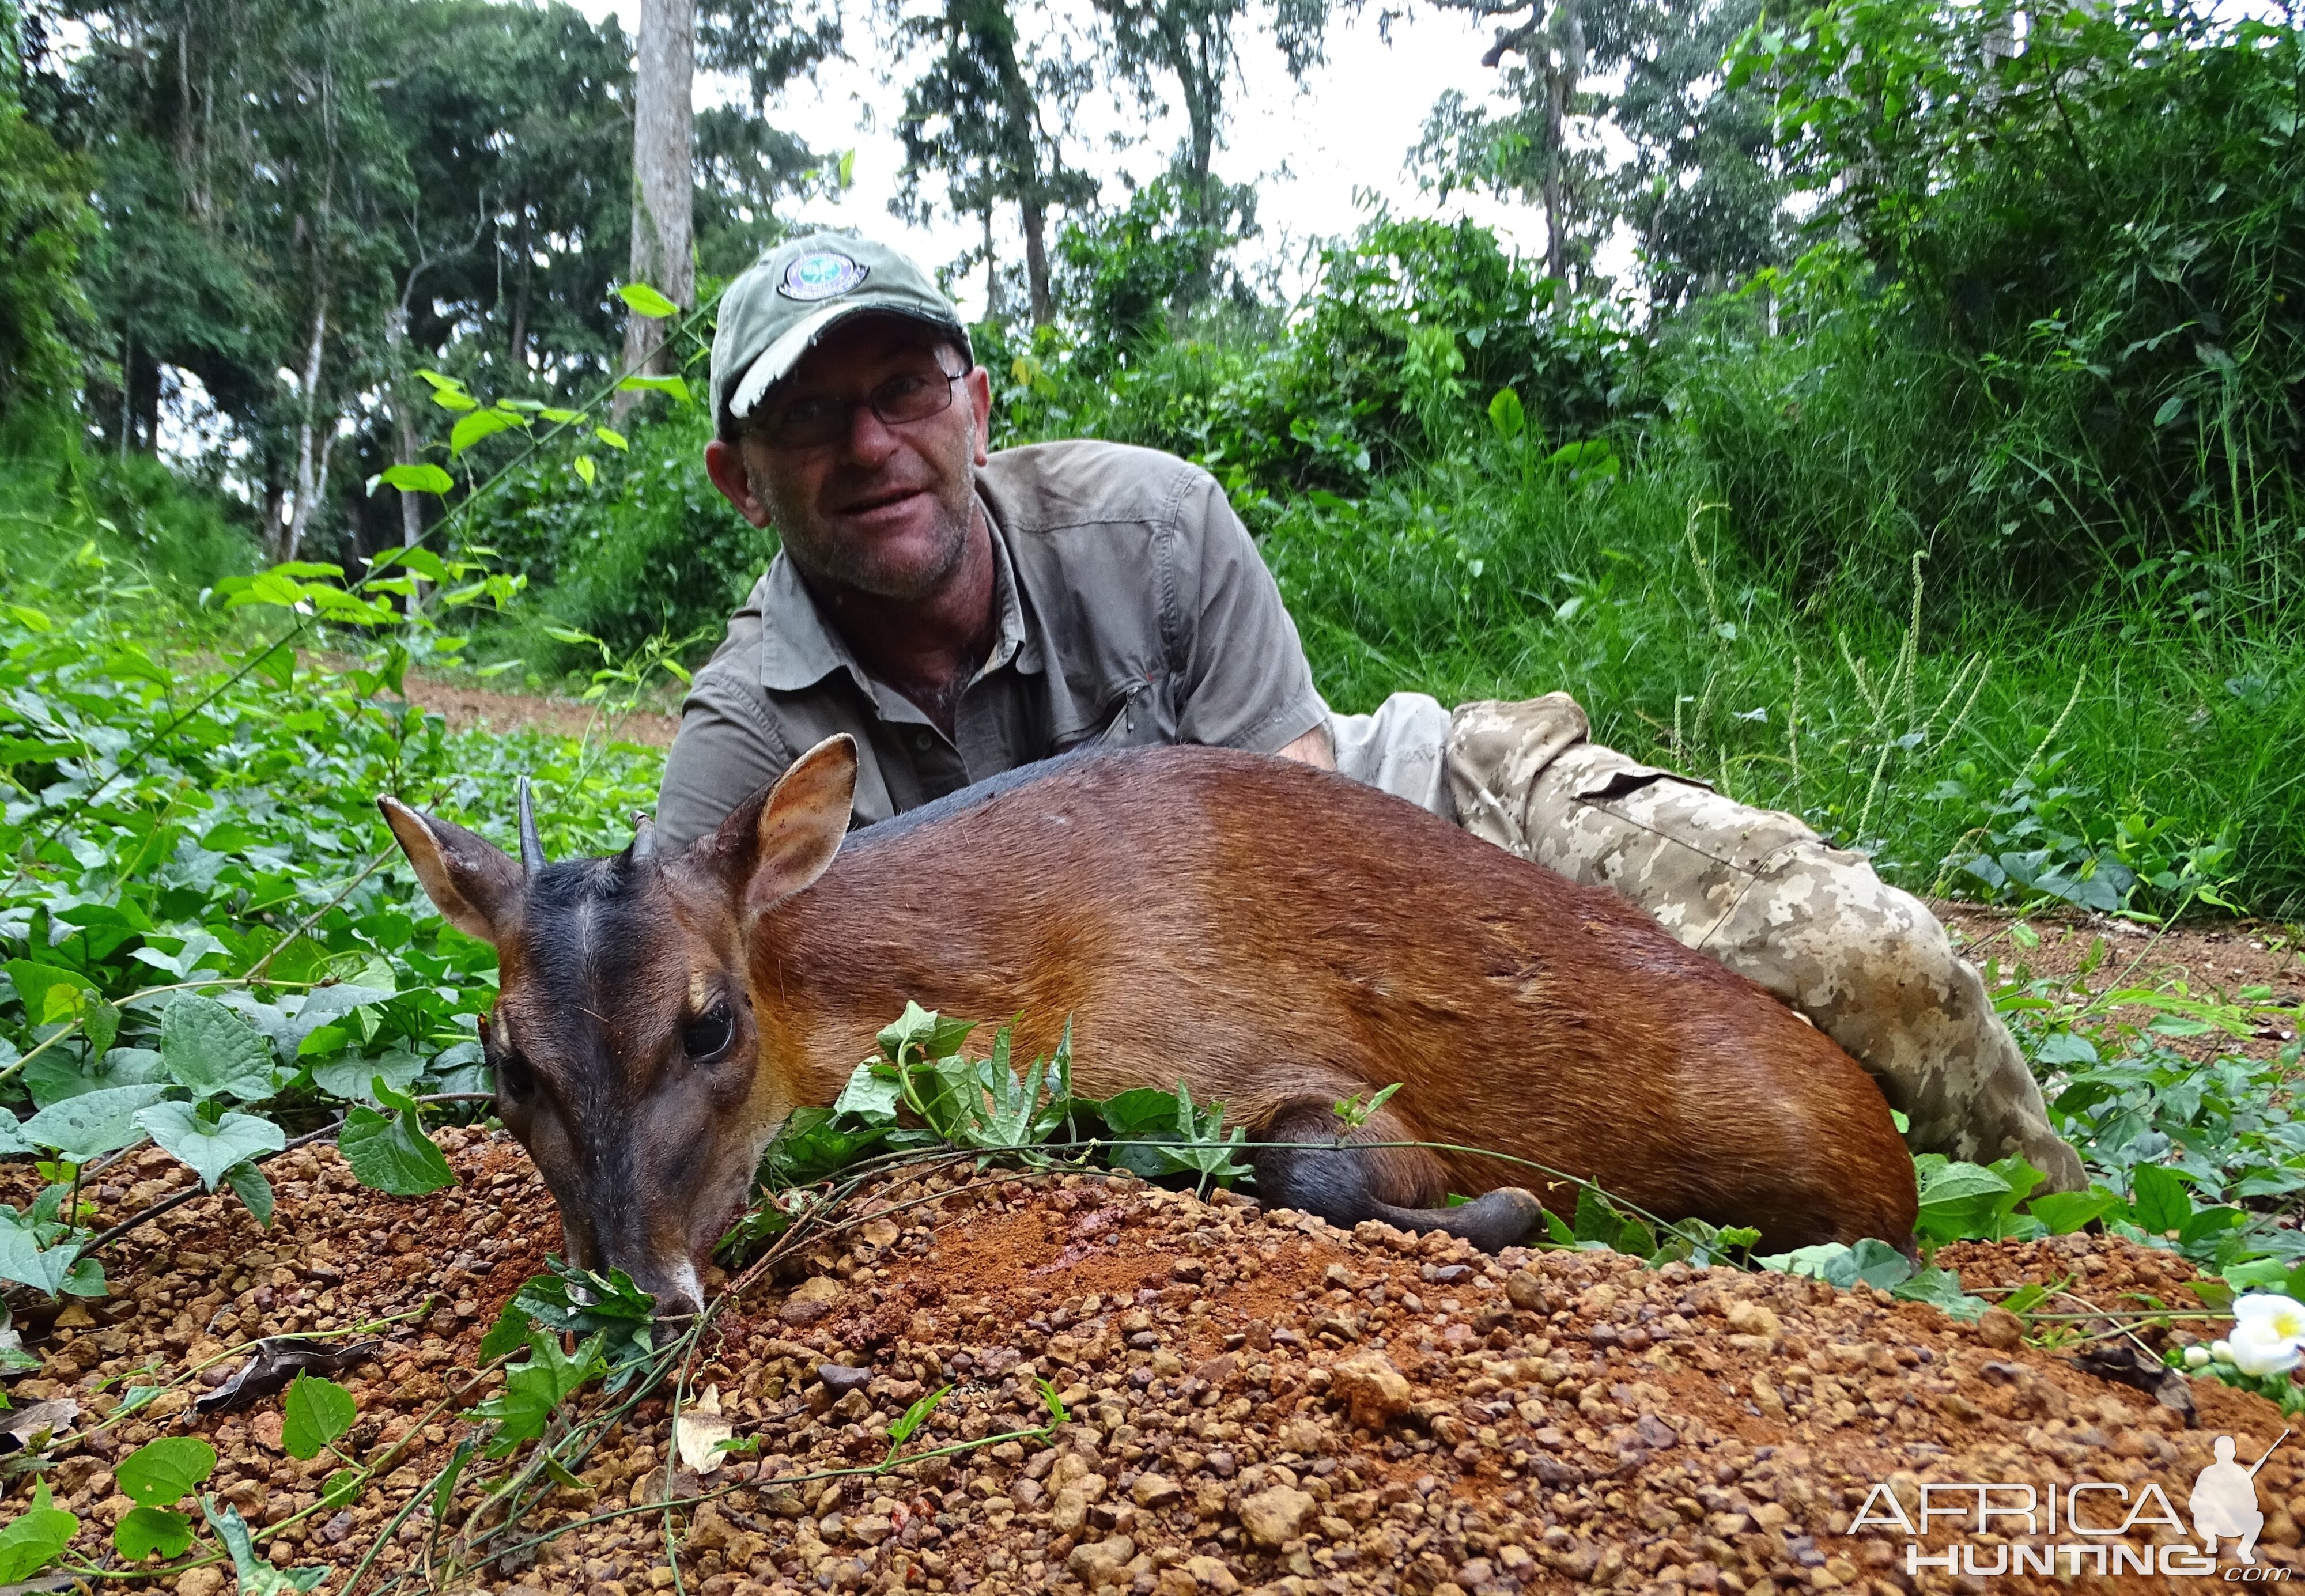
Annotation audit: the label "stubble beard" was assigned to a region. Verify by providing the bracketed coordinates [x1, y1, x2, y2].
[755, 460, 978, 604]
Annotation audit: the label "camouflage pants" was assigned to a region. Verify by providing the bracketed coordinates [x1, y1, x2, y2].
[1335, 691, 2083, 1189]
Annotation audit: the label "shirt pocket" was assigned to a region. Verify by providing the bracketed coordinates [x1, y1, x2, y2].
[1051, 679, 1166, 753]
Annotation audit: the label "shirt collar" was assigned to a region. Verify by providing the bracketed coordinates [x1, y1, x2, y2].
[755, 487, 1039, 697]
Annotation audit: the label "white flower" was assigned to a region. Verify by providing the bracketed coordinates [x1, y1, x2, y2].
[2228, 1294, 2305, 1377]
[2184, 1344, 2211, 1368]
[2213, 1340, 2235, 1364]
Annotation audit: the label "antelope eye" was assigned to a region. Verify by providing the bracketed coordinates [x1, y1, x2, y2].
[683, 1003, 734, 1062]
[494, 1052, 536, 1101]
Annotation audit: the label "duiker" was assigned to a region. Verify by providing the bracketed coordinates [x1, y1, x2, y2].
[381, 736, 1917, 1315]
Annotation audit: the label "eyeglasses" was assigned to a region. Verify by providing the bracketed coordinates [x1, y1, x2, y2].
[753, 367, 966, 451]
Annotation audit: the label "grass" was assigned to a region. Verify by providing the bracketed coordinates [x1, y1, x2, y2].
[1253, 429, 2305, 920]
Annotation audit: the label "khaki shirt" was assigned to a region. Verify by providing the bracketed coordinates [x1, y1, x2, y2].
[654, 438, 1327, 850]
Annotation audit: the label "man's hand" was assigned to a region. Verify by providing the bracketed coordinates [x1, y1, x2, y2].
[1276, 724, 1335, 770]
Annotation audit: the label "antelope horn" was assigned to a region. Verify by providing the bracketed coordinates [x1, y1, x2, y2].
[517, 777, 546, 876]
[631, 813, 655, 861]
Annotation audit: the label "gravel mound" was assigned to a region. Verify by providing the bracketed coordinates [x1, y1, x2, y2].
[14, 1129, 2294, 1595]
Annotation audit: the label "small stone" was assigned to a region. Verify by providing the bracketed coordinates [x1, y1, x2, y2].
[1635, 1415, 1679, 1450]
[1505, 1269, 1546, 1312]
[1132, 1472, 1182, 1508]
[781, 1276, 843, 1326]
[1238, 1485, 1317, 1549]
[1976, 1308, 2025, 1351]
[1185, 1555, 1241, 1594]
[859, 1218, 900, 1247]
[177, 1569, 225, 1596]
[1328, 1352, 1414, 1429]
[817, 1364, 872, 1395]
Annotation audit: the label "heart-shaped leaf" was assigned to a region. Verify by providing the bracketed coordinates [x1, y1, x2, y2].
[160, 995, 276, 1102]
[116, 1436, 218, 1507]
[135, 1102, 285, 1189]
[20, 1084, 166, 1162]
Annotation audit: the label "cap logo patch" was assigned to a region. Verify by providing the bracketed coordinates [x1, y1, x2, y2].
[779, 251, 869, 302]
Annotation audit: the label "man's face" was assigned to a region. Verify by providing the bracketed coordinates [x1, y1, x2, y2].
[706, 317, 993, 602]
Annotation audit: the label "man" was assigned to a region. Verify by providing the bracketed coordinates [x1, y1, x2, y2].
[658, 232, 2084, 1190]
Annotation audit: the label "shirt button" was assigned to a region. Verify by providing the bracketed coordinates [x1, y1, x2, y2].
[913, 732, 934, 750]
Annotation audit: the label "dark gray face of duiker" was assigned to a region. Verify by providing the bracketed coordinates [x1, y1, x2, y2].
[377, 744, 858, 1318]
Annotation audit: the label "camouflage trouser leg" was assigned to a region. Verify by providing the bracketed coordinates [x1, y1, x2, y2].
[1445, 694, 2086, 1192]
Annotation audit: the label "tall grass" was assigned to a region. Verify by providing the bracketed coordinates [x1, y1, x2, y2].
[1248, 418, 2305, 917]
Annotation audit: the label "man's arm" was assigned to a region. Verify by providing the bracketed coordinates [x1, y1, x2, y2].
[1167, 469, 1331, 758]
[656, 671, 793, 854]
[1277, 723, 1336, 769]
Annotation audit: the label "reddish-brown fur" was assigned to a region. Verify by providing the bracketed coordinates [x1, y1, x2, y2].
[380, 738, 1917, 1315]
[745, 746, 1917, 1249]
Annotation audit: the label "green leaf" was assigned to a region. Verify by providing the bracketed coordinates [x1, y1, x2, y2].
[5, 960, 94, 1026]
[618, 282, 681, 318]
[2027, 1187, 2121, 1235]
[320, 1469, 362, 1509]
[1913, 1158, 2015, 1243]
[137, 1102, 284, 1189]
[281, 1374, 357, 1461]
[573, 455, 596, 487]
[510, 1260, 656, 1386]
[114, 1504, 194, 1560]
[2131, 1163, 2195, 1234]
[464, 1330, 606, 1451]
[877, 1001, 977, 1065]
[449, 409, 519, 456]
[20, 1083, 167, 1162]
[2153, 395, 2185, 426]
[432, 1438, 475, 1516]
[0, 1212, 82, 1296]
[478, 1300, 531, 1364]
[1890, 1266, 1992, 1321]
[615, 374, 692, 404]
[1487, 387, 1526, 441]
[202, 1497, 326, 1595]
[337, 1106, 457, 1196]
[116, 1436, 218, 1507]
[594, 426, 628, 451]
[887, 1385, 948, 1446]
[832, 1062, 905, 1122]
[309, 1049, 424, 1103]
[0, 1482, 77, 1582]
[82, 998, 120, 1057]
[379, 463, 454, 496]
[160, 994, 277, 1102]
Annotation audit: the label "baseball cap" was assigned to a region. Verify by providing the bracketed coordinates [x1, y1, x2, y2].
[712, 233, 973, 425]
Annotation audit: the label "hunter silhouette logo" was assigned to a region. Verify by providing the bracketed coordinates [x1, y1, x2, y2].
[2192, 1432, 2288, 1564]
[1848, 1429, 2293, 1578]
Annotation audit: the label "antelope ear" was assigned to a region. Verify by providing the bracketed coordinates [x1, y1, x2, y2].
[690, 735, 859, 922]
[378, 797, 524, 946]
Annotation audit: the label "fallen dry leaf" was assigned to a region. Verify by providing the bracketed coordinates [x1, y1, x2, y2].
[673, 1383, 731, 1474]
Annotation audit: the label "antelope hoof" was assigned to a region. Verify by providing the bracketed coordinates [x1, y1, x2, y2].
[1373, 1186, 1545, 1253]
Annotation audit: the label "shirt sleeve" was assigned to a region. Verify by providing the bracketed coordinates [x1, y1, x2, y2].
[1166, 470, 1328, 754]
[655, 663, 795, 855]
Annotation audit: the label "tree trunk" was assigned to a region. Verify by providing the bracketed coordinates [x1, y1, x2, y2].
[981, 198, 1000, 319]
[615, 0, 696, 423]
[281, 289, 329, 563]
[511, 209, 532, 367]
[1022, 194, 1051, 326]
[385, 305, 424, 553]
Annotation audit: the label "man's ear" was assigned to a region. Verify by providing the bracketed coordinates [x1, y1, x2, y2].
[685, 736, 859, 923]
[378, 797, 524, 945]
[965, 366, 993, 467]
[704, 437, 772, 528]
